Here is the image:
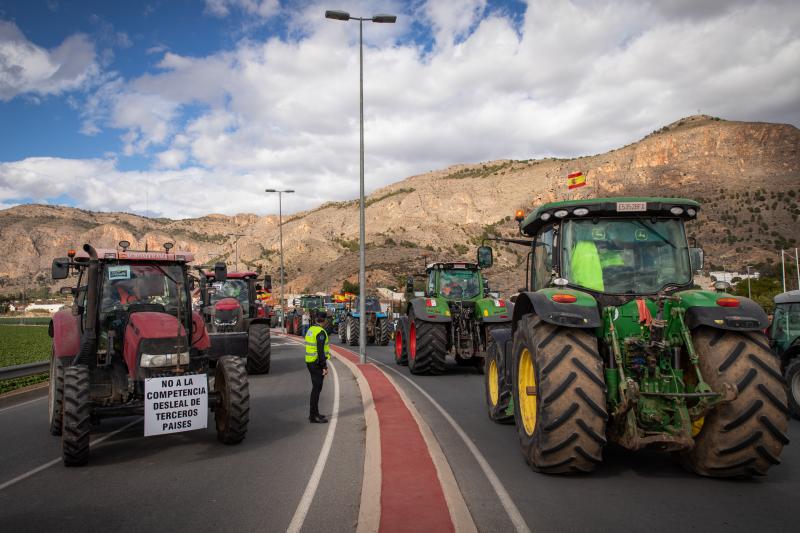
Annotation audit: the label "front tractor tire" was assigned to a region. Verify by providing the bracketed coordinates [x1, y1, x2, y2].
[48, 351, 67, 436]
[683, 328, 790, 477]
[246, 323, 271, 375]
[376, 318, 390, 346]
[407, 312, 447, 375]
[486, 340, 513, 424]
[338, 319, 347, 342]
[347, 317, 359, 347]
[512, 315, 607, 474]
[785, 358, 800, 420]
[215, 356, 250, 445]
[62, 365, 91, 466]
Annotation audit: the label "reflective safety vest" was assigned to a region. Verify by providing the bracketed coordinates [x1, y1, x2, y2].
[305, 325, 331, 363]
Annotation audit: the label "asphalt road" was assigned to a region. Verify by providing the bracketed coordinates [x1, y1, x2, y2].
[0, 336, 364, 533]
[340, 336, 799, 533]
[1, 332, 797, 533]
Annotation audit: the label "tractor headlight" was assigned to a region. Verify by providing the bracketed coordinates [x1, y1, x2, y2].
[670, 207, 684, 215]
[140, 351, 190, 368]
[540, 212, 551, 221]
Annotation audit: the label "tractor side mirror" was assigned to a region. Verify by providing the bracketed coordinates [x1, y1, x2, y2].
[255, 284, 262, 291]
[59, 286, 75, 295]
[52, 258, 70, 280]
[405, 276, 414, 294]
[264, 275, 272, 291]
[214, 262, 227, 282]
[689, 247, 704, 272]
[477, 246, 493, 268]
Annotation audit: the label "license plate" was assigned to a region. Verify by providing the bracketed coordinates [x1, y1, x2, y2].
[616, 202, 647, 212]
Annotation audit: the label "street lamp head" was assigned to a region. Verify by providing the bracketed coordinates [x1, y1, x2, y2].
[265, 188, 276, 192]
[325, 10, 350, 21]
[284, 189, 295, 193]
[372, 14, 397, 23]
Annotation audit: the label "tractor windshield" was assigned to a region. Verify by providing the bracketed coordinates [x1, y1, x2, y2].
[771, 303, 800, 349]
[100, 263, 186, 316]
[439, 269, 481, 299]
[355, 298, 382, 313]
[561, 218, 692, 294]
[211, 279, 249, 307]
[301, 296, 324, 308]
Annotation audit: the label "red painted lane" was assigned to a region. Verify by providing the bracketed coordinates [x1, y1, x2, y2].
[330, 345, 453, 533]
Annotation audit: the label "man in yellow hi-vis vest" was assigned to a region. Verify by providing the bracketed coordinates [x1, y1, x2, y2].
[305, 312, 331, 423]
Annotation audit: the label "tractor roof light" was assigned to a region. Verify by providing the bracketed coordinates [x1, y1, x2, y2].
[670, 207, 684, 215]
[554, 210, 569, 218]
[515, 209, 525, 222]
[686, 208, 697, 217]
[553, 277, 569, 286]
[551, 293, 577, 304]
[540, 212, 551, 221]
[67, 249, 76, 258]
[716, 297, 740, 308]
[573, 208, 589, 216]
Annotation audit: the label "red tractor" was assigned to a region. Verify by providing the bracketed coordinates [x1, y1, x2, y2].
[48, 242, 250, 466]
[198, 270, 272, 374]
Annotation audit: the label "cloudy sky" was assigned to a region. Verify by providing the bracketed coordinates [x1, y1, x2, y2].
[0, 0, 798, 219]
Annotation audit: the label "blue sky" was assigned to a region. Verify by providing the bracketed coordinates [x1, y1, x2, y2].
[1, 0, 798, 218]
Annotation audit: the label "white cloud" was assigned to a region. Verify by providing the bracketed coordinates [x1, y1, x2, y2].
[0, 20, 98, 101]
[3, 0, 800, 219]
[205, 0, 280, 19]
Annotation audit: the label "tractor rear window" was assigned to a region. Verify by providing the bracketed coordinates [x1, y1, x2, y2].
[772, 303, 800, 340]
[561, 218, 692, 294]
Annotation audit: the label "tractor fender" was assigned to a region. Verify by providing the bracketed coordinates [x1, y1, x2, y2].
[512, 291, 601, 331]
[49, 310, 80, 358]
[408, 299, 451, 323]
[683, 296, 768, 332]
[191, 311, 210, 351]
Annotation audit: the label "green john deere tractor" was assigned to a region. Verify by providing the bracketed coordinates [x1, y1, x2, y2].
[769, 290, 800, 418]
[394, 262, 511, 374]
[481, 197, 788, 477]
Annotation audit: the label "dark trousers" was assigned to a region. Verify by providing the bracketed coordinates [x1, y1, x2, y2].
[307, 363, 325, 417]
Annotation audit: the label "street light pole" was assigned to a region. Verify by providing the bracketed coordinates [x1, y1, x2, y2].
[326, 9, 396, 364]
[227, 233, 245, 271]
[746, 265, 752, 299]
[265, 189, 295, 334]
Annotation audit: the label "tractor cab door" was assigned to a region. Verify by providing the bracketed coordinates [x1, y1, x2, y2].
[427, 270, 437, 297]
[531, 224, 557, 290]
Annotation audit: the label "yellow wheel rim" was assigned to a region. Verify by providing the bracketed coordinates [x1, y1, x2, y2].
[518, 348, 537, 436]
[488, 359, 499, 407]
[691, 417, 705, 437]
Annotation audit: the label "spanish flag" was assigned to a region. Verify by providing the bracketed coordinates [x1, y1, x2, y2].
[567, 171, 586, 190]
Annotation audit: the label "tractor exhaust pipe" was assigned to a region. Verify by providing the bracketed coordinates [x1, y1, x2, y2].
[74, 244, 99, 367]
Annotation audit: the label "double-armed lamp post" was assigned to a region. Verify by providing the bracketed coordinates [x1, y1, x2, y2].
[265, 188, 295, 334]
[325, 9, 396, 364]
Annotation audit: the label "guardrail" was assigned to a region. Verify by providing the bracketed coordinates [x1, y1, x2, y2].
[0, 361, 49, 381]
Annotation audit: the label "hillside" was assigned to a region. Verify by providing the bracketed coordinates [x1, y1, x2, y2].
[1, 115, 798, 297]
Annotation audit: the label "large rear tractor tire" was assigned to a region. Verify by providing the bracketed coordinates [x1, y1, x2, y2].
[347, 317, 359, 347]
[785, 358, 800, 419]
[246, 323, 271, 375]
[683, 328, 789, 477]
[408, 311, 447, 375]
[376, 318, 390, 346]
[293, 316, 302, 336]
[512, 315, 607, 474]
[62, 365, 91, 466]
[215, 356, 250, 445]
[338, 319, 347, 342]
[48, 351, 67, 436]
[394, 317, 409, 366]
[486, 340, 514, 424]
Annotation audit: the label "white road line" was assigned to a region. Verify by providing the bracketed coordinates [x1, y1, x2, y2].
[0, 395, 46, 414]
[285, 360, 341, 533]
[374, 361, 532, 533]
[0, 417, 142, 492]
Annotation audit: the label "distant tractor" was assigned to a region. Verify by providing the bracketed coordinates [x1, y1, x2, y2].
[48, 242, 249, 466]
[481, 197, 788, 477]
[770, 290, 800, 418]
[198, 270, 272, 374]
[341, 296, 390, 347]
[285, 294, 328, 335]
[394, 262, 511, 375]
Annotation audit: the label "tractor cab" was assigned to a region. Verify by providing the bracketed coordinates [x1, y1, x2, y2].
[426, 262, 484, 300]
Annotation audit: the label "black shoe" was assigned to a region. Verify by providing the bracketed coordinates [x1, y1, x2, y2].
[309, 415, 328, 424]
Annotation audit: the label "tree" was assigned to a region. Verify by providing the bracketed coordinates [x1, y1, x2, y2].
[732, 276, 783, 313]
[342, 280, 359, 294]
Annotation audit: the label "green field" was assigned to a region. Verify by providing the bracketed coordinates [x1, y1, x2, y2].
[0, 325, 50, 367]
[0, 316, 52, 325]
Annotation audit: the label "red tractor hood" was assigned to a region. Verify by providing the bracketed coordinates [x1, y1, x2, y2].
[123, 312, 188, 377]
[215, 297, 241, 312]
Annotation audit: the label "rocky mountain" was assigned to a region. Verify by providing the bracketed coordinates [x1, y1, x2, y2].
[1, 115, 798, 298]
